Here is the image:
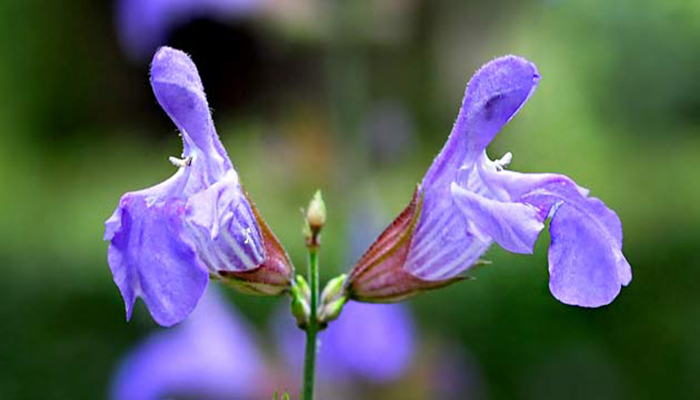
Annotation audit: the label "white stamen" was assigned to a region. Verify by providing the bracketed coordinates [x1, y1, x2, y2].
[494, 152, 513, 171]
[169, 155, 192, 168]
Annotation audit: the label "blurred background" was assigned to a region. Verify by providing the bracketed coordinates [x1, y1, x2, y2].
[1, 0, 699, 398]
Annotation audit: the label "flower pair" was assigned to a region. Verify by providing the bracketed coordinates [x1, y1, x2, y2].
[105, 47, 632, 328]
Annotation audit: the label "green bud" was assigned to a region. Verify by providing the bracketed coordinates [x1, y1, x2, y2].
[295, 274, 311, 300]
[272, 391, 291, 400]
[290, 284, 310, 328]
[319, 296, 347, 325]
[320, 273, 347, 304]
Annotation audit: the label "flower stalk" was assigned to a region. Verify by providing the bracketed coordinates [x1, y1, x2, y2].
[302, 191, 325, 400]
[302, 246, 319, 400]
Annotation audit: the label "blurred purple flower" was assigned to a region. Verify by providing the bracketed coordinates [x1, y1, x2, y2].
[104, 47, 292, 327]
[350, 56, 632, 307]
[363, 100, 416, 166]
[117, 0, 262, 60]
[428, 344, 487, 400]
[274, 301, 415, 384]
[110, 288, 264, 400]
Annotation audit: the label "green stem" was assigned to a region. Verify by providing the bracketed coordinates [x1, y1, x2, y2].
[302, 248, 319, 400]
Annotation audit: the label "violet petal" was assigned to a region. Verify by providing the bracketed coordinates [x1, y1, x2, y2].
[450, 181, 544, 254]
[106, 193, 208, 327]
[520, 181, 632, 306]
[151, 47, 231, 172]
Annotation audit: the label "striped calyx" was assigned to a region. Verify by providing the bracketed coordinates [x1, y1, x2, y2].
[219, 190, 294, 296]
[346, 187, 465, 302]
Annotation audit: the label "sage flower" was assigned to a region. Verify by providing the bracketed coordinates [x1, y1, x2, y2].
[104, 47, 292, 327]
[117, 0, 262, 60]
[110, 288, 264, 400]
[275, 301, 415, 384]
[349, 56, 632, 307]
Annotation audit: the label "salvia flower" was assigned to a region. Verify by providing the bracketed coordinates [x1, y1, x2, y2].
[110, 287, 264, 400]
[349, 56, 632, 307]
[117, 0, 262, 60]
[275, 301, 415, 384]
[104, 47, 293, 326]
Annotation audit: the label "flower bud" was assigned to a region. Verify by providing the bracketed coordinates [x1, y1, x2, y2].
[295, 274, 311, 300]
[320, 274, 347, 304]
[306, 190, 327, 230]
[318, 274, 348, 327]
[290, 282, 311, 328]
[318, 296, 347, 327]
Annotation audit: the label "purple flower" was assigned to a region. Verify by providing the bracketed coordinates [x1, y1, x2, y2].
[110, 287, 264, 400]
[117, 0, 262, 60]
[349, 56, 632, 307]
[104, 47, 293, 327]
[274, 301, 415, 384]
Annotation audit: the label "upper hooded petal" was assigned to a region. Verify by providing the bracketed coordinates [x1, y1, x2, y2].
[107, 188, 209, 327]
[150, 47, 231, 174]
[404, 56, 539, 280]
[421, 56, 539, 194]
